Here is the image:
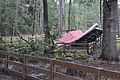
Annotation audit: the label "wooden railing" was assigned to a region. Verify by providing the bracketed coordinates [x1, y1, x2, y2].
[57, 43, 91, 54]
[0, 50, 120, 80]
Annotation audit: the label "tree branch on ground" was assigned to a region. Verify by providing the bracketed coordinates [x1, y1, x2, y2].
[4, 23, 31, 45]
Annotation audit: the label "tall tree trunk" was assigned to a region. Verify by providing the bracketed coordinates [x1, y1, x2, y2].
[32, 0, 36, 36]
[59, 0, 64, 33]
[77, 1, 81, 29]
[40, 10, 43, 34]
[36, 0, 39, 34]
[43, 0, 51, 44]
[68, 0, 72, 31]
[15, 0, 19, 36]
[100, 0, 102, 23]
[5, 0, 10, 36]
[117, 8, 120, 37]
[39, 0, 43, 34]
[100, 0, 119, 61]
[118, 16, 120, 37]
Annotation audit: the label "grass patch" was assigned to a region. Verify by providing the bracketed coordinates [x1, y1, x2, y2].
[117, 42, 120, 49]
[117, 40, 120, 43]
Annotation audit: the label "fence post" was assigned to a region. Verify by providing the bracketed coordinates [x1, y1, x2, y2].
[23, 54, 27, 80]
[50, 59, 54, 80]
[4, 52, 8, 72]
[63, 44, 66, 54]
[10, 37, 13, 46]
[100, 35, 102, 47]
[95, 68, 102, 80]
[87, 43, 89, 54]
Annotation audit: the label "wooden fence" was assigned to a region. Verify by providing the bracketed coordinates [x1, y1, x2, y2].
[0, 50, 120, 80]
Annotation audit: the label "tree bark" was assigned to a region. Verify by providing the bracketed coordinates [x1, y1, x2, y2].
[43, 0, 53, 44]
[118, 16, 120, 37]
[117, 8, 120, 37]
[39, 0, 43, 34]
[100, 0, 102, 23]
[32, 0, 36, 36]
[59, 0, 65, 33]
[68, 0, 72, 31]
[15, 0, 19, 36]
[100, 0, 119, 61]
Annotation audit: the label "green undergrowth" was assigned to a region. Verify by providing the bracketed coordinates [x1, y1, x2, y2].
[75, 50, 89, 60]
[18, 39, 45, 56]
[64, 50, 89, 60]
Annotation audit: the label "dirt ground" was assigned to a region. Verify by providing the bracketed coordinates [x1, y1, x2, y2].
[0, 71, 22, 80]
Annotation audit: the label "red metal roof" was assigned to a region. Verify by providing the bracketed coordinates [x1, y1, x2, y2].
[58, 30, 83, 43]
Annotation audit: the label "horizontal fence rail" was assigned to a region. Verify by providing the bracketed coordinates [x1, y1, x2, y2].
[0, 50, 120, 80]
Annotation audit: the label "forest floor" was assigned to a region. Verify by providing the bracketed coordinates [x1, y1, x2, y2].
[0, 70, 22, 80]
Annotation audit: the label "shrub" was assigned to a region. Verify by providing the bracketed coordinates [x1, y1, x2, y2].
[75, 50, 89, 60]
